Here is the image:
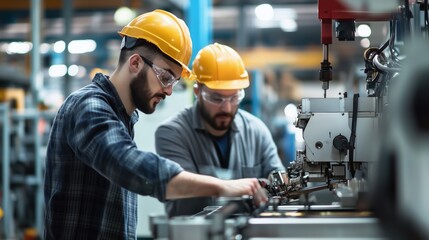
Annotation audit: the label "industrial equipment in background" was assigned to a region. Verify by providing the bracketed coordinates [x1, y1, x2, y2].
[317, 0, 396, 98]
[150, 0, 429, 239]
[1, 66, 56, 239]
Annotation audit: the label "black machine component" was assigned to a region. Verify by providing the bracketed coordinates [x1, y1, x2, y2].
[333, 134, 349, 152]
[336, 20, 356, 41]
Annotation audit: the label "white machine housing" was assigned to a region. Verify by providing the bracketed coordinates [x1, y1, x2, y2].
[295, 96, 381, 181]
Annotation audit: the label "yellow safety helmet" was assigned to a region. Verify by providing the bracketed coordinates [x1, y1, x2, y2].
[192, 43, 249, 90]
[118, 9, 194, 80]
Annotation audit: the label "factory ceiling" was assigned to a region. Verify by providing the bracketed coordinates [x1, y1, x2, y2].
[0, 0, 321, 48]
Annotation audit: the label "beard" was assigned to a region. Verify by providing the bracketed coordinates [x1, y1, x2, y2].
[130, 67, 165, 114]
[198, 100, 237, 131]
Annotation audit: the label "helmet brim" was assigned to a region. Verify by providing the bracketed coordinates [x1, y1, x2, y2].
[181, 65, 196, 81]
[202, 79, 249, 90]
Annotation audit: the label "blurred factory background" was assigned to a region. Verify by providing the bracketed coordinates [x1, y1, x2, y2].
[1, 0, 425, 239]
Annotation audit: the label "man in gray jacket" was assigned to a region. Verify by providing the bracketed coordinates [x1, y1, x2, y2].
[155, 43, 285, 217]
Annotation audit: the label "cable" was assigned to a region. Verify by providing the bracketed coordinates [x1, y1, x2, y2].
[373, 54, 401, 73]
[376, 38, 390, 55]
[389, 21, 398, 62]
[404, 0, 412, 37]
[348, 94, 359, 179]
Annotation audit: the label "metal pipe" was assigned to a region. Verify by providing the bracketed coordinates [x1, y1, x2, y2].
[323, 44, 329, 61]
[33, 111, 43, 235]
[31, 0, 42, 108]
[63, 0, 73, 96]
[31, 0, 44, 235]
[373, 54, 401, 73]
[1, 104, 12, 239]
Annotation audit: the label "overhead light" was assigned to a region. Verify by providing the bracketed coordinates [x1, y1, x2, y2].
[53, 41, 66, 53]
[49, 64, 67, 77]
[284, 103, 298, 124]
[68, 65, 79, 76]
[280, 19, 298, 32]
[68, 39, 97, 54]
[114, 7, 136, 26]
[6, 42, 32, 54]
[357, 24, 371, 37]
[40, 43, 51, 54]
[360, 38, 371, 48]
[255, 4, 274, 21]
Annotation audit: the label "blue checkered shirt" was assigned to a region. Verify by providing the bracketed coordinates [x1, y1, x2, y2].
[44, 73, 183, 239]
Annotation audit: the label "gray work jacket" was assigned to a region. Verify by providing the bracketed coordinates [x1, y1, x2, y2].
[155, 101, 285, 217]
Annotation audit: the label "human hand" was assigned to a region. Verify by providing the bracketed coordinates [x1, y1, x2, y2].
[218, 178, 268, 206]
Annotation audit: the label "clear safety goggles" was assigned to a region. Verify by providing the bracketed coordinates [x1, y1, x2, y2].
[201, 88, 245, 106]
[139, 55, 180, 88]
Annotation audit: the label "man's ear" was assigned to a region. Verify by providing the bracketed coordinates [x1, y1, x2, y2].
[128, 54, 141, 74]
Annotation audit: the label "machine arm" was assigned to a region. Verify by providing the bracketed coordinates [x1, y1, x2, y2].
[317, 0, 394, 96]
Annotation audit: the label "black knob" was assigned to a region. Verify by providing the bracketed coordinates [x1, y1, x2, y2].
[333, 134, 348, 152]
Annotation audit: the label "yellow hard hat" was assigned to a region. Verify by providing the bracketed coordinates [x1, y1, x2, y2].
[192, 43, 249, 89]
[118, 9, 194, 80]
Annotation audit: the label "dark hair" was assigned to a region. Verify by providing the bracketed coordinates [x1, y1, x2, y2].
[118, 39, 161, 66]
[118, 38, 181, 68]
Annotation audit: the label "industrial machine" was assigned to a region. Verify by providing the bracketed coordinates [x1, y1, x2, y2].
[371, 39, 429, 240]
[150, 1, 429, 239]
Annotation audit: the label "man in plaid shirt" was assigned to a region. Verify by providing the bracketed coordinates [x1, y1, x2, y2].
[44, 10, 266, 239]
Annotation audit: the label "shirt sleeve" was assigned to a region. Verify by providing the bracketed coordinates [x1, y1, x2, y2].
[254, 117, 286, 177]
[66, 94, 183, 202]
[155, 120, 198, 173]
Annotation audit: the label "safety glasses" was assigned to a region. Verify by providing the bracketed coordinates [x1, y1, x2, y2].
[139, 55, 180, 88]
[201, 88, 245, 106]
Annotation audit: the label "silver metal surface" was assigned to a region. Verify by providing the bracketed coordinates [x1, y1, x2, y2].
[242, 217, 385, 239]
[303, 112, 350, 162]
[274, 204, 345, 211]
[300, 97, 379, 113]
[151, 202, 385, 240]
[298, 97, 380, 163]
[166, 216, 237, 240]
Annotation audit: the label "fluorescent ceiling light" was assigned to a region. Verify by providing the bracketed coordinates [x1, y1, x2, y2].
[357, 24, 371, 37]
[114, 7, 136, 26]
[255, 4, 274, 21]
[49, 64, 67, 77]
[280, 19, 298, 32]
[7, 42, 32, 54]
[53, 41, 66, 53]
[68, 39, 97, 54]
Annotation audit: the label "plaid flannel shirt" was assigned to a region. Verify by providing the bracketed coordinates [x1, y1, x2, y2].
[44, 73, 183, 239]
